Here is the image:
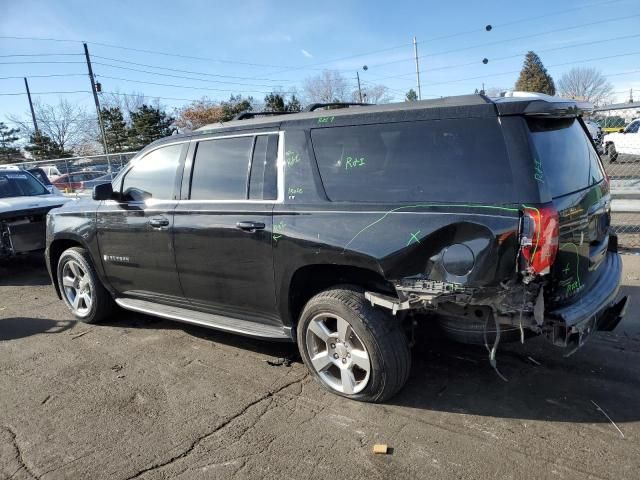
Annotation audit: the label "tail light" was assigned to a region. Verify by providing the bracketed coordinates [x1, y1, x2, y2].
[521, 205, 559, 275]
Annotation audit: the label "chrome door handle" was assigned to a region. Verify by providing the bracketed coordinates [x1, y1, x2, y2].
[236, 221, 265, 232]
[149, 217, 170, 228]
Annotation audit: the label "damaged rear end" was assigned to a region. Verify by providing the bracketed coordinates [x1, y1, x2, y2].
[366, 101, 626, 355]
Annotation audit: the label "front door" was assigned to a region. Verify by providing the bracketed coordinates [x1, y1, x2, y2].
[173, 132, 281, 325]
[97, 142, 187, 304]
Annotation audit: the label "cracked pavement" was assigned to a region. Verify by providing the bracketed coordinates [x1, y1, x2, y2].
[1, 254, 640, 479]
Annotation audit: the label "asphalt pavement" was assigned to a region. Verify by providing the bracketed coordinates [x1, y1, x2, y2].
[1, 254, 639, 480]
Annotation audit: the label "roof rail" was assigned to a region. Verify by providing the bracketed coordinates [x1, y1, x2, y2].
[303, 102, 370, 112]
[232, 111, 294, 121]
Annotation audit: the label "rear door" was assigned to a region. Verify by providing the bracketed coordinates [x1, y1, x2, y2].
[97, 142, 187, 303]
[527, 117, 610, 304]
[173, 132, 281, 325]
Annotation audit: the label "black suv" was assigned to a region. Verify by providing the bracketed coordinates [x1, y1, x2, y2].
[45, 93, 627, 402]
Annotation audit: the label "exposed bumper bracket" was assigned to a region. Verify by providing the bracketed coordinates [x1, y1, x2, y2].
[365, 291, 411, 315]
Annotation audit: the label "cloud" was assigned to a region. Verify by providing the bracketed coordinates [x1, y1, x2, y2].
[301, 49, 313, 58]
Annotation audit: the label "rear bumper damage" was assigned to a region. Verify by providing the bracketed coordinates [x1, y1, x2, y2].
[366, 252, 626, 352]
[544, 251, 627, 350]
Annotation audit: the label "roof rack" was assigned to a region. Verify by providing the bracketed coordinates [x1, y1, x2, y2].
[232, 111, 294, 121]
[302, 102, 370, 112]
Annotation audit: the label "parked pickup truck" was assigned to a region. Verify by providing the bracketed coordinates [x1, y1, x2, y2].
[45, 93, 627, 402]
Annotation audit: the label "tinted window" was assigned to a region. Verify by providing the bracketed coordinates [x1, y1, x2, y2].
[311, 119, 514, 203]
[190, 137, 253, 200]
[0, 172, 49, 198]
[528, 118, 604, 198]
[121, 144, 182, 201]
[627, 121, 640, 134]
[249, 135, 278, 200]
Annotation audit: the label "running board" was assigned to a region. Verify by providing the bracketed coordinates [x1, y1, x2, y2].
[115, 298, 291, 340]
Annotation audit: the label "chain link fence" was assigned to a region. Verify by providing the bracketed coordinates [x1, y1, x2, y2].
[590, 102, 640, 250]
[4, 152, 138, 197]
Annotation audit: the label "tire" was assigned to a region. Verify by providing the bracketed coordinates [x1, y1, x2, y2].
[436, 314, 522, 345]
[57, 247, 114, 323]
[606, 143, 618, 163]
[297, 285, 411, 403]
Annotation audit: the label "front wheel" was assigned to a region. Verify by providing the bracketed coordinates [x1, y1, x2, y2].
[297, 286, 411, 402]
[57, 247, 114, 323]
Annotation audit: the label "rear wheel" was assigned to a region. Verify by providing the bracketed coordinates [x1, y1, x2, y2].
[57, 247, 114, 323]
[297, 286, 411, 402]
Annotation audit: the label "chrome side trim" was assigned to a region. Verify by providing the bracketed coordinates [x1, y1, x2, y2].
[115, 298, 291, 340]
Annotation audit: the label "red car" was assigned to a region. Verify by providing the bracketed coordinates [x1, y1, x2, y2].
[52, 171, 106, 191]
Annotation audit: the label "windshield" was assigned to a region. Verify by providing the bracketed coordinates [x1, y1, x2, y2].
[527, 117, 604, 198]
[0, 172, 50, 198]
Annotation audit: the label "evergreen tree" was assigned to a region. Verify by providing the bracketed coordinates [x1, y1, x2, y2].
[100, 106, 130, 153]
[264, 93, 303, 113]
[264, 93, 286, 112]
[515, 51, 556, 95]
[24, 131, 69, 160]
[287, 94, 302, 112]
[128, 105, 175, 150]
[405, 89, 418, 102]
[221, 95, 254, 121]
[0, 122, 22, 163]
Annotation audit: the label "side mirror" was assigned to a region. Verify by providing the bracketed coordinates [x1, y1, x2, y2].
[93, 182, 115, 201]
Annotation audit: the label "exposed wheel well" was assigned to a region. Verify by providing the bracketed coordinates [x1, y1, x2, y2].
[288, 264, 394, 328]
[49, 239, 83, 297]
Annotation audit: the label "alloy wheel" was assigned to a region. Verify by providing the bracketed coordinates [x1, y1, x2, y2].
[61, 259, 93, 316]
[305, 313, 371, 394]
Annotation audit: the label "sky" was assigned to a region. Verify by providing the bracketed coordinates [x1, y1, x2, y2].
[1, 0, 639, 124]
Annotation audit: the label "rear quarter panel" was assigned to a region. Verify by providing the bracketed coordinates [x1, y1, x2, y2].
[274, 127, 522, 326]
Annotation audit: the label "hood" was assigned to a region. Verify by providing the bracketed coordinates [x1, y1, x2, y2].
[0, 194, 71, 215]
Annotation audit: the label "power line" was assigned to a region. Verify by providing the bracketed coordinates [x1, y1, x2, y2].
[368, 31, 640, 83]
[0, 53, 84, 58]
[0, 61, 86, 65]
[248, 0, 630, 77]
[93, 62, 291, 88]
[367, 13, 640, 70]
[96, 75, 298, 95]
[1, 0, 626, 80]
[0, 73, 87, 80]
[420, 52, 640, 87]
[91, 56, 289, 81]
[0, 90, 91, 96]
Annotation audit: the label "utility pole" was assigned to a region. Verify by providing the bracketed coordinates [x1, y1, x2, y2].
[24, 78, 39, 133]
[356, 71, 363, 102]
[23, 77, 41, 160]
[413, 36, 422, 101]
[83, 42, 111, 172]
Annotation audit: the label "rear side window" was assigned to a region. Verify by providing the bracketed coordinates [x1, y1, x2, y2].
[121, 144, 183, 201]
[190, 137, 253, 200]
[527, 118, 604, 198]
[249, 135, 278, 200]
[310, 119, 514, 203]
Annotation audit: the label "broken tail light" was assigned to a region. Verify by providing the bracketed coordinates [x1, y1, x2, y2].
[521, 205, 559, 275]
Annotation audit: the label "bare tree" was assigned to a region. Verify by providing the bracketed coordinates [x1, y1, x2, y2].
[352, 84, 392, 104]
[100, 90, 151, 123]
[303, 70, 349, 103]
[558, 67, 613, 105]
[9, 99, 93, 155]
